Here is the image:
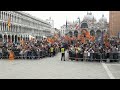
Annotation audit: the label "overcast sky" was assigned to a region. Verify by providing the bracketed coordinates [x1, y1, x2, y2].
[24, 11, 109, 29]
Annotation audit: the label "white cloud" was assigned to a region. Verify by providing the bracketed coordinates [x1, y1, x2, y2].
[24, 11, 109, 29]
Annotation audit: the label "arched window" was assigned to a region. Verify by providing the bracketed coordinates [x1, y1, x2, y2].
[8, 14, 9, 20]
[12, 15, 14, 22]
[96, 30, 102, 37]
[1, 11, 3, 19]
[0, 34, 2, 42]
[2, 23, 4, 31]
[15, 16, 16, 22]
[17, 16, 20, 23]
[3, 12, 5, 20]
[0, 34, 2, 38]
[74, 30, 78, 37]
[4, 23, 6, 31]
[10, 14, 11, 21]
[90, 30, 95, 36]
[69, 31, 73, 37]
[6, 13, 8, 20]
[81, 23, 88, 28]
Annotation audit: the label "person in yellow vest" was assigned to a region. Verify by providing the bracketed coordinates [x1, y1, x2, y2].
[50, 46, 54, 57]
[9, 49, 15, 60]
[61, 46, 65, 61]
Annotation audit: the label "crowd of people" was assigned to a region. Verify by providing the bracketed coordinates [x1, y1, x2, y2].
[68, 37, 120, 62]
[0, 38, 68, 60]
[0, 35, 120, 62]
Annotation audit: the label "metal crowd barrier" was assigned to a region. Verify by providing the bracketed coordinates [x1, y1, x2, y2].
[0, 48, 60, 60]
[68, 52, 120, 62]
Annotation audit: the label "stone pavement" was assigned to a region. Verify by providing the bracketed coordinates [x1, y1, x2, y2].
[105, 63, 120, 79]
[0, 51, 119, 79]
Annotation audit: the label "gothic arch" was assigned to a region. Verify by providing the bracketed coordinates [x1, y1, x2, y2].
[69, 31, 73, 37]
[81, 22, 88, 28]
[96, 30, 102, 37]
[90, 30, 95, 36]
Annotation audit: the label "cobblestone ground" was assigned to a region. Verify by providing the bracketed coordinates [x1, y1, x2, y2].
[0, 52, 117, 79]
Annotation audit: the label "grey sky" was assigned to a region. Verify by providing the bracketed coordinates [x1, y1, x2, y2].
[24, 11, 109, 29]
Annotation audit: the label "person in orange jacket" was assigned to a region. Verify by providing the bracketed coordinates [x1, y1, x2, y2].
[9, 49, 15, 60]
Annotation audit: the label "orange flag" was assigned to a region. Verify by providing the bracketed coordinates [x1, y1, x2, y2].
[78, 34, 81, 40]
[81, 36, 85, 44]
[86, 31, 91, 39]
[8, 17, 11, 30]
[90, 36, 95, 42]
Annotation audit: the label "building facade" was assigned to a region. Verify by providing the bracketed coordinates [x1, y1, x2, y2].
[46, 17, 54, 28]
[60, 25, 66, 36]
[109, 11, 120, 37]
[61, 12, 109, 40]
[0, 11, 51, 43]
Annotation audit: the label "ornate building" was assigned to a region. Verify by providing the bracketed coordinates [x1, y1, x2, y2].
[80, 12, 108, 39]
[61, 12, 109, 40]
[0, 11, 52, 43]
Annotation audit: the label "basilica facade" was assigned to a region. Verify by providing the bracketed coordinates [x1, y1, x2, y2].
[61, 12, 109, 40]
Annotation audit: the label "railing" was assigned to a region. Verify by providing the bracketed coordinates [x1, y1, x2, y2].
[0, 48, 60, 60]
[68, 52, 120, 62]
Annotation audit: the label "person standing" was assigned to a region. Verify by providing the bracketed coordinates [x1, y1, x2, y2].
[75, 47, 78, 61]
[87, 50, 90, 61]
[61, 47, 65, 61]
[84, 48, 87, 61]
[0, 47, 2, 59]
[50, 46, 54, 57]
[9, 49, 15, 61]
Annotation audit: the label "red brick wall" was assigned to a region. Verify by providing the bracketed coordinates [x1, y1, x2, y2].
[109, 11, 120, 37]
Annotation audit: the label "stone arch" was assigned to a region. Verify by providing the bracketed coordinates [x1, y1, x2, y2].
[21, 35, 22, 40]
[12, 35, 14, 43]
[81, 22, 88, 28]
[8, 35, 11, 43]
[0, 34, 3, 42]
[74, 30, 78, 37]
[81, 29, 88, 37]
[18, 35, 20, 42]
[0, 34, 2, 38]
[15, 35, 17, 43]
[28, 35, 29, 41]
[4, 34, 7, 42]
[3, 23, 5, 31]
[69, 31, 73, 37]
[25, 35, 28, 41]
[90, 30, 95, 36]
[96, 30, 102, 37]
